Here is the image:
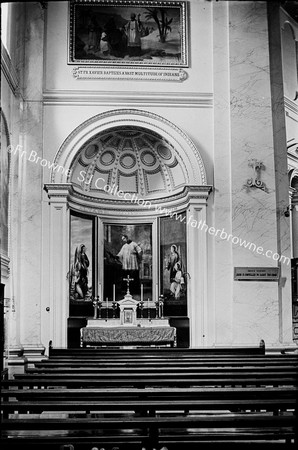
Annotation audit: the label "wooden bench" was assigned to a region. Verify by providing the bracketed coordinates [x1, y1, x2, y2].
[1, 414, 296, 449]
[4, 373, 298, 389]
[25, 363, 298, 374]
[1, 344, 297, 449]
[2, 386, 297, 401]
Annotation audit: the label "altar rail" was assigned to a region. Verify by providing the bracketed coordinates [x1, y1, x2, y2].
[49, 339, 267, 357]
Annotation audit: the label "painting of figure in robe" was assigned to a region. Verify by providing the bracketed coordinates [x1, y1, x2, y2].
[69, 214, 93, 302]
[104, 223, 152, 302]
[69, 1, 188, 67]
[160, 213, 188, 315]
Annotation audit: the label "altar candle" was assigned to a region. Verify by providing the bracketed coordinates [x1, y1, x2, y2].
[141, 284, 143, 303]
[98, 283, 102, 300]
[148, 298, 150, 310]
[156, 284, 159, 301]
[106, 297, 109, 309]
[113, 284, 115, 302]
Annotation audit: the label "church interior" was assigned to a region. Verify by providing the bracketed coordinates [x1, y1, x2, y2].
[1, 1, 298, 449]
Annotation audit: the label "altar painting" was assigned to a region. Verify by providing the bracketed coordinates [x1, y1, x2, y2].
[69, 214, 93, 303]
[160, 213, 187, 315]
[104, 223, 152, 303]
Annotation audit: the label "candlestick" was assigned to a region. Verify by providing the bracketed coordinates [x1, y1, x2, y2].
[98, 283, 102, 298]
[112, 301, 117, 319]
[98, 296, 102, 319]
[148, 298, 150, 319]
[141, 284, 143, 303]
[155, 298, 159, 318]
[92, 296, 98, 319]
[159, 295, 164, 319]
[156, 284, 158, 302]
[106, 297, 109, 319]
[140, 299, 144, 319]
[113, 284, 115, 302]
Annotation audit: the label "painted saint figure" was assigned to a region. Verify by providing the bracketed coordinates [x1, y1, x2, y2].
[124, 13, 144, 56]
[167, 244, 180, 283]
[170, 261, 185, 299]
[70, 244, 90, 299]
[117, 234, 143, 295]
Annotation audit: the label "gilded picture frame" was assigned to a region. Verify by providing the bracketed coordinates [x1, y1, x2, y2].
[68, 0, 188, 67]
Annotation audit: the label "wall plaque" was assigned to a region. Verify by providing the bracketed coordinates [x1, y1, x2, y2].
[234, 267, 280, 281]
[72, 66, 187, 81]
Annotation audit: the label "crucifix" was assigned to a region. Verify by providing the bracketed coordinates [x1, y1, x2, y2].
[123, 274, 134, 295]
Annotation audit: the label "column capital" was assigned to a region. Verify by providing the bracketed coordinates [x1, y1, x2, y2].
[44, 183, 72, 203]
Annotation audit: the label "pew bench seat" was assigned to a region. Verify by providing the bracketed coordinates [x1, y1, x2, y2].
[2, 386, 297, 402]
[1, 413, 296, 449]
[2, 397, 297, 415]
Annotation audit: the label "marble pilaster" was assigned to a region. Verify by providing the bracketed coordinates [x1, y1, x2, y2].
[43, 184, 71, 348]
[227, 1, 292, 346]
[187, 198, 209, 347]
[17, 3, 46, 358]
[212, 0, 233, 345]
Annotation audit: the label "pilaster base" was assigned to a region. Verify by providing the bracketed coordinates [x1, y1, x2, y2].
[22, 344, 46, 362]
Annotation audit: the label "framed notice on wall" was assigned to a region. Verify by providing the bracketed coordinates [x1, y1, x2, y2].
[68, 0, 188, 67]
[234, 267, 280, 281]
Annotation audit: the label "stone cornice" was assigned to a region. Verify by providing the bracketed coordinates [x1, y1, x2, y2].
[44, 182, 212, 216]
[44, 183, 72, 201]
[43, 89, 213, 108]
[68, 184, 213, 217]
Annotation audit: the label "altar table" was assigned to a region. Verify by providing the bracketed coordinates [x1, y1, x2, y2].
[80, 326, 177, 347]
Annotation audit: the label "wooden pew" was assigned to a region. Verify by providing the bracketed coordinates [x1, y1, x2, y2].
[4, 373, 298, 389]
[25, 364, 298, 374]
[2, 386, 297, 401]
[1, 414, 296, 449]
[1, 344, 297, 449]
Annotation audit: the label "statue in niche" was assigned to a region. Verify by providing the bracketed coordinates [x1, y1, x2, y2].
[69, 244, 90, 300]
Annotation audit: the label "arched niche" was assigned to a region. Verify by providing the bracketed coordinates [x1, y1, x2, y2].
[44, 109, 212, 348]
[50, 109, 207, 186]
[281, 21, 298, 101]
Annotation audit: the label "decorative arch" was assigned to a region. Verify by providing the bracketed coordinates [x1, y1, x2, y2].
[44, 109, 212, 349]
[1, 110, 11, 266]
[50, 109, 207, 187]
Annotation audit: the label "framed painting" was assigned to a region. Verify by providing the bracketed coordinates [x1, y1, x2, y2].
[103, 223, 152, 303]
[68, 0, 188, 67]
[69, 212, 94, 304]
[160, 213, 188, 316]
